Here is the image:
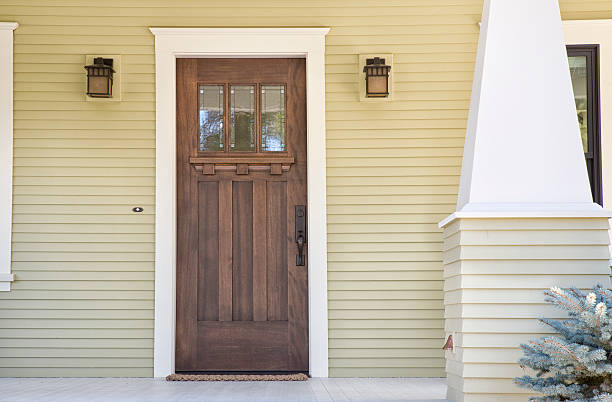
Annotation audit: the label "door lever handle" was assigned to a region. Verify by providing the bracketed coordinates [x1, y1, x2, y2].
[295, 205, 306, 266]
[296, 234, 305, 266]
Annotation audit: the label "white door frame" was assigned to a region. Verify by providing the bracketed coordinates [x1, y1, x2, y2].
[150, 28, 330, 378]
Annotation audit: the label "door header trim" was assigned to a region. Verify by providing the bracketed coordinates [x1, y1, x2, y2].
[150, 27, 330, 36]
[150, 27, 330, 378]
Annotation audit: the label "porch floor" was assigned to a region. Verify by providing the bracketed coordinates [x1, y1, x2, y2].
[0, 377, 448, 401]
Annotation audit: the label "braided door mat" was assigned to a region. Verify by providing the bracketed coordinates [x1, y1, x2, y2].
[166, 373, 309, 382]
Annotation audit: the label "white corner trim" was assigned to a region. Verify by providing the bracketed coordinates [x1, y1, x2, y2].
[150, 27, 330, 378]
[0, 274, 15, 282]
[0, 22, 17, 292]
[0, 274, 15, 292]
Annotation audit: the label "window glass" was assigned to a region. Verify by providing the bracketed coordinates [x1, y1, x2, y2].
[199, 85, 224, 152]
[569, 56, 589, 152]
[230, 85, 255, 152]
[261, 85, 286, 152]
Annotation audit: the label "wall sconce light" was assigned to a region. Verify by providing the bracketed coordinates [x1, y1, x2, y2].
[84, 57, 115, 98]
[363, 57, 391, 98]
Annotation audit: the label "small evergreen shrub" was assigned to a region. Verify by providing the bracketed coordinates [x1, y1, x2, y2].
[515, 285, 612, 401]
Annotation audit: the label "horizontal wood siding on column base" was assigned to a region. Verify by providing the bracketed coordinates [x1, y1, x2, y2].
[443, 217, 612, 401]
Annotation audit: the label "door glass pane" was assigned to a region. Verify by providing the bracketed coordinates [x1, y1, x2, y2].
[199, 85, 224, 152]
[261, 85, 286, 152]
[230, 85, 255, 152]
[569, 56, 589, 152]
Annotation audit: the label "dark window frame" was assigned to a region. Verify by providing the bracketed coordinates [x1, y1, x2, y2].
[567, 45, 602, 205]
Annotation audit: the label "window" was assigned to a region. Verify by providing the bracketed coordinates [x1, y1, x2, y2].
[567, 45, 602, 205]
[230, 85, 256, 152]
[198, 83, 287, 154]
[261, 85, 286, 152]
[199, 85, 224, 151]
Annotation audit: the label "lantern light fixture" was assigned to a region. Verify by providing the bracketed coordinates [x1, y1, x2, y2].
[84, 57, 115, 98]
[363, 57, 391, 98]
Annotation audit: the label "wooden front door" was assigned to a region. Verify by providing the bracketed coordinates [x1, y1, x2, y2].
[176, 58, 308, 372]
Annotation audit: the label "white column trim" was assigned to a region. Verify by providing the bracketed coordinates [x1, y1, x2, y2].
[150, 27, 330, 378]
[439, 202, 612, 228]
[441, 1, 608, 230]
[0, 22, 18, 292]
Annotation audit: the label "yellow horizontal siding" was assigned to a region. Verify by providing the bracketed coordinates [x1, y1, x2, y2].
[1, 0, 157, 375]
[0, 0, 609, 378]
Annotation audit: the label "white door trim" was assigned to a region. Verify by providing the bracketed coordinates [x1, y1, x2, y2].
[150, 27, 330, 378]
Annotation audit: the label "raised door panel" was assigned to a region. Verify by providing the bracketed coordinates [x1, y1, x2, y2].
[197, 181, 219, 322]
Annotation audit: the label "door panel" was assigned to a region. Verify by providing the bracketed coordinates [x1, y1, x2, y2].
[197, 181, 219, 322]
[232, 180, 254, 321]
[176, 58, 308, 372]
[266, 181, 288, 321]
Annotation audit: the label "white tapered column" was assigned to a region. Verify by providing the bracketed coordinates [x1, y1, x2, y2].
[441, 1, 612, 400]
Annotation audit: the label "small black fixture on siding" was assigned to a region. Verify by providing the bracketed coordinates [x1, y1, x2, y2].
[363, 57, 391, 98]
[84, 57, 115, 98]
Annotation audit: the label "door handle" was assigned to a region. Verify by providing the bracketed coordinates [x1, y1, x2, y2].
[296, 234, 305, 266]
[295, 205, 306, 266]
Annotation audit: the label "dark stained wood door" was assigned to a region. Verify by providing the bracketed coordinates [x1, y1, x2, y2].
[176, 58, 308, 372]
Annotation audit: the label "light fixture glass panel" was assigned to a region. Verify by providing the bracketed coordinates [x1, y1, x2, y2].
[367, 76, 388, 96]
[261, 85, 286, 152]
[569, 56, 589, 152]
[199, 85, 224, 151]
[230, 85, 255, 152]
[89, 76, 108, 94]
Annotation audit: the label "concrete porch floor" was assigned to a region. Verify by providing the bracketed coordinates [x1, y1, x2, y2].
[0, 377, 448, 402]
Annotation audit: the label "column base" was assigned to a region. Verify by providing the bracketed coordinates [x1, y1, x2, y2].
[441, 216, 612, 401]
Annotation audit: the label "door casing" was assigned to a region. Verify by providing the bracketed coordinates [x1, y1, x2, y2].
[150, 28, 330, 378]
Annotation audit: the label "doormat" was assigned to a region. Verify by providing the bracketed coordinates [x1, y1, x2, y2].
[166, 373, 309, 382]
